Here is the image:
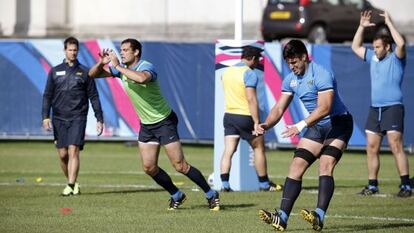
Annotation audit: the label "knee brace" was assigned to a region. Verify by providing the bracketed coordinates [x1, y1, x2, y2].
[294, 148, 317, 165]
[321, 146, 343, 161]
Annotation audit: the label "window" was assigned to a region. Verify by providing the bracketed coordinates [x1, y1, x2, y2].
[323, 0, 339, 6]
[343, 0, 364, 9]
[269, 0, 299, 4]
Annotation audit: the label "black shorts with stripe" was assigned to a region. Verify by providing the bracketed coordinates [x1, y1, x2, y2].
[365, 104, 404, 135]
[52, 118, 87, 150]
[138, 111, 180, 145]
[303, 113, 353, 145]
[223, 113, 256, 141]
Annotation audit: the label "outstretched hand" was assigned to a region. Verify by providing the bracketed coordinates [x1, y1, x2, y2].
[281, 125, 300, 138]
[379, 11, 391, 26]
[98, 48, 111, 65]
[360, 10, 376, 28]
[108, 50, 120, 68]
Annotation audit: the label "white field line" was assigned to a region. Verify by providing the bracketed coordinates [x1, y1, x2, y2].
[0, 170, 404, 182]
[0, 182, 159, 189]
[304, 189, 391, 197]
[289, 213, 414, 223]
[1, 181, 413, 223]
[327, 214, 414, 223]
[0, 182, 398, 198]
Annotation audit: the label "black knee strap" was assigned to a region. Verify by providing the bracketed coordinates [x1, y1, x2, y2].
[294, 148, 317, 165]
[321, 146, 343, 161]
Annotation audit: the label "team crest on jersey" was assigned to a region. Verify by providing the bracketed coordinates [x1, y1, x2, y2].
[76, 72, 83, 76]
[56, 71, 66, 76]
[290, 80, 297, 87]
[307, 79, 314, 85]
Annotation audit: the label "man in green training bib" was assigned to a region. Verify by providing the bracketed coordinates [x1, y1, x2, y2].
[89, 38, 220, 210]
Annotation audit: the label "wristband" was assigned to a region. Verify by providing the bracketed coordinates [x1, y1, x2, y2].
[294, 120, 307, 132]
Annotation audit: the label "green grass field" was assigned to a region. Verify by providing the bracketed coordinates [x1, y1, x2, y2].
[0, 141, 413, 233]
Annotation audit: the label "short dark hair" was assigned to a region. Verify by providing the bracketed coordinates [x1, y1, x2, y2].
[283, 39, 309, 61]
[121, 38, 142, 58]
[64, 36, 79, 49]
[241, 46, 263, 60]
[373, 34, 393, 50]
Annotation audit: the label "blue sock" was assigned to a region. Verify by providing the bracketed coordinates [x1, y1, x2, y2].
[205, 189, 215, 199]
[222, 181, 230, 189]
[279, 210, 288, 223]
[315, 208, 325, 222]
[368, 185, 378, 191]
[172, 190, 183, 201]
[259, 181, 270, 189]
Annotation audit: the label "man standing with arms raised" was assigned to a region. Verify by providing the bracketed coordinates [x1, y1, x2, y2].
[352, 11, 411, 197]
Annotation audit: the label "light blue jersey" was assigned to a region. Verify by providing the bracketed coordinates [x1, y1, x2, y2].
[365, 49, 405, 107]
[282, 62, 348, 125]
[237, 62, 258, 88]
[110, 60, 157, 81]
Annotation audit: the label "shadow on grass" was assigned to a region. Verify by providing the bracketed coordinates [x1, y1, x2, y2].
[190, 203, 255, 210]
[302, 185, 363, 190]
[82, 188, 164, 195]
[321, 222, 414, 232]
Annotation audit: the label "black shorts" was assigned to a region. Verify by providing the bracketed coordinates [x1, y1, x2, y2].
[223, 113, 256, 141]
[365, 104, 404, 135]
[138, 111, 180, 145]
[52, 118, 87, 150]
[303, 113, 353, 145]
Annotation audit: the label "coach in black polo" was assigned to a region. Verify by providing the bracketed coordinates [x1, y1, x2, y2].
[42, 37, 103, 196]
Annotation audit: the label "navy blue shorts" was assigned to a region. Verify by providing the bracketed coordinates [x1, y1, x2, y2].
[138, 111, 180, 145]
[223, 113, 256, 141]
[365, 104, 404, 135]
[52, 118, 86, 150]
[303, 113, 353, 145]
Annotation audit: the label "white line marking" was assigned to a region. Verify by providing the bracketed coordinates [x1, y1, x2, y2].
[0, 182, 159, 189]
[301, 189, 392, 197]
[0, 182, 398, 198]
[0, 170, 404, 182]
[289, 213, 414, 222]
[327, 214, 414, 223]
[2, 182, 413, 222]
